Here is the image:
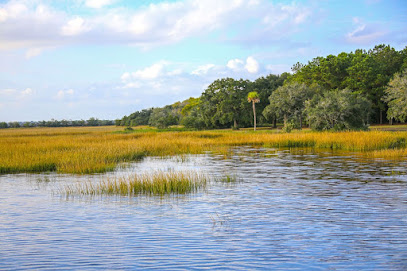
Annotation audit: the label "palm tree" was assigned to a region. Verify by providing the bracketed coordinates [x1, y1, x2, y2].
[247, 91, 260, 131]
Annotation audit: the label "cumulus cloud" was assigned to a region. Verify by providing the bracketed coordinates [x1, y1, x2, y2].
[61, 17, 88, 36]
[0, 0, 313, 52]
[0, 87, 35, 98]
[56, 89, 74, 99]
[226, 59, 244, 71]
[21, 88, 34, 96]
[226, 56, 260, 74]
[132, 63, 165, 79]
[245, 56, 259, 73]
[191, 64, 215, 75]
[85, 0, 115, 9]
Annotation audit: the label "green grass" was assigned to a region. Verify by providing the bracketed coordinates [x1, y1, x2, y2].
[63, 170, 208, 196]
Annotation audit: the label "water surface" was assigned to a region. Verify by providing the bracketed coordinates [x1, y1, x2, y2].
[1, 147, 406, 270]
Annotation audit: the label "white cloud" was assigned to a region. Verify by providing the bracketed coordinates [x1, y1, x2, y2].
[227, 59, 244, 71]
[61, 17, 88, 36]
[121, 72, 131, 82]
[0, 88, 35, 98]
[122, 82, 141, 89]
[167, 69, 183, 76]
[245, 56, 259, 73]
[0, 8, 8, 22]
[56, 89, 74, 99]
[5, 2, 28, 19]
[191, 64, 215, 75]
[346, 18, 386, 44]
[0, 88, 17, 95]
[21, 88, 33, 96]
[132, 63, 165, 80]
[85, 0, 115, 9]
[0, 0, 314, 51]
[25, 47, 45, 59]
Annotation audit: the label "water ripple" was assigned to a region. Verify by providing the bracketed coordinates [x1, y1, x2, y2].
[1, 148, 407, 270]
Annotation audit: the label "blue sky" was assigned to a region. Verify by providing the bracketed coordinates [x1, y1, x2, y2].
[0, 0, 406, 122]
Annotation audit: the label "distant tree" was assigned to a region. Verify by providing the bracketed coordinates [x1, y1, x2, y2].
[0, 122, 8, 129]
[263, 83, 315, 131]
[383, 69, 407, 123]
[247, 91, 260, 131]
[123, 108, 153, 126]
[305, 89, 371, 131]
[86, 117, 99, 126]
[180, 97, 205, 129]
[148, 106, 178, 128]
[251, 73, 289, 126]
[200, 78, 251, 129]
[289, 44, 406, 124]
[9, 122, 21, 128]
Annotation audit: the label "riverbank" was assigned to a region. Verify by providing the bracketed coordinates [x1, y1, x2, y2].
[1, 125, 406, 174]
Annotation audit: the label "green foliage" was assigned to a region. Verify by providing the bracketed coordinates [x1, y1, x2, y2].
[179, 97, 206, 129]
[247, 91, 260, 101]
[247, 91, 260, 130]
[251, 73, 288, 124]
[148, 106, 179, 129]
[200, 78, 252, 129]
[281, 120, 295, 133]
[263, 83, 315, 130]
[118, 108, 153, 127]
[383, 69, 407, 122]
[305, 89, 371, 131]
[290, 44, 406, 123]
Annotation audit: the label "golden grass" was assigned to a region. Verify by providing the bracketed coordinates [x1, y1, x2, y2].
[0, 126, 406, 174]
[63, 170, 207, 196]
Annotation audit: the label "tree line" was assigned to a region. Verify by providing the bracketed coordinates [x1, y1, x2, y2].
[0, 117, 115, 129]
[118, 44, 407, 131]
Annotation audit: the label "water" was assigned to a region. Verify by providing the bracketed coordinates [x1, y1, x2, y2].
[1, 147, 407, 270]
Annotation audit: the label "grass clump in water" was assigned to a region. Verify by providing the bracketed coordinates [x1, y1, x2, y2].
[216, 174, 239, 183]
[63, 170, 207, 197]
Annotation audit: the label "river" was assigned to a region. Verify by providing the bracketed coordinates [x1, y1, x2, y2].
[1, 147, 406, 270]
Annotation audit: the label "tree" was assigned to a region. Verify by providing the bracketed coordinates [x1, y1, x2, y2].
[263, 83, 314, 131]
[247, 91, 260, 131]
[251, 73, 289, 126]
[200, 78, 251, 129]
[305, 89, 371, 131]
[86, 117, 99, 126]
[383, 69, 407, 123]
[180, 97, 205, 130]
[289, 45, 406, 124]
[148, 106, 179, 128]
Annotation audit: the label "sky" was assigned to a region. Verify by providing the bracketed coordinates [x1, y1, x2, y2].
[0, 0, 406, 122]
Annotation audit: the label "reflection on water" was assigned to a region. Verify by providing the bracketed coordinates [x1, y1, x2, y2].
[1, 147, 407, 270]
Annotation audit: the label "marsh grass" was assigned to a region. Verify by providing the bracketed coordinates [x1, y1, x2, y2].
[216, 174, 239, 183]
[63, 170, 207, 197]
[1, 127, 406, 174]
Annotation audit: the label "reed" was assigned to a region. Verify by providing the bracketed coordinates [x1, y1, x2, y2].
[63, 170, 208, 196]
[1, 127, 406, 174]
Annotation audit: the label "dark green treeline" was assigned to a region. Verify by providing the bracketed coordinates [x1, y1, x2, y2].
[118, 44, 407, 130]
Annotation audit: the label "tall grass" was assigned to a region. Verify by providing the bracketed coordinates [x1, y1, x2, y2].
[63, 170, 207, 196]
[1, 127, 406, 174]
